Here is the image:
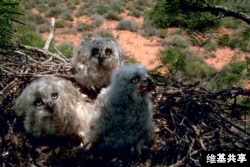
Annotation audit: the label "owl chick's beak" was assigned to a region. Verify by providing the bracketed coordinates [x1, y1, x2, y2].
[45, 101, 54, 113]
[138, 77, 155, 93]
[98, 53, 105, 64]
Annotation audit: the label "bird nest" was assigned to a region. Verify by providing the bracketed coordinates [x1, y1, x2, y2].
[1, 45, 250, 167]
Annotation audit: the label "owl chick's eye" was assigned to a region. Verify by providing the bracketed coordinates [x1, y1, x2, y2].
[34, 98, 43, 106]
[131, 76, 140, 84]
[51, 92, 58, 100]
[105, 48, 112, 56]
[92, 48, 99, 57]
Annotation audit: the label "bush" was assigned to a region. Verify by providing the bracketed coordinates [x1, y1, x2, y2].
[57, 42, 74, 58]
[166, 35, 191, 48]
[0, 0, 22, 45]
[155, 46, 216, 83]
[45, 7, 63, 18]
[128, 8, 141, 18]
[36, 4, 47, 13]
[110, 2, 124, 13]
[204, 40, 218, 51]
[117, 19, 138, 32]
[211, 60, 248, 89]
[48, 0, 57, 7]
[61, 12, 74, 21]
[142, 25, 158, 37]
[218, 34, 230, 46]
[38, 23, 50, 33]
[158, 29, 167, 38]
[105, 11, 122, 21]
[55, 19, 66, 28]
[91, 14, 104, 27]
[145, 0, 220, 31]
[76, 21, 91, 32]
[17, 28, 45, 48]
[97, 4, 109, 15]
[25, 12, 46, 24]
[239, 27, 250, 51]
[228, 37, 240, 49]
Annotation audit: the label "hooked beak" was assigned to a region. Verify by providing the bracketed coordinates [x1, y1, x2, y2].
[98, 53, 104, 64]
[138, 77, 155, 93]
[45, 101, 54, 113]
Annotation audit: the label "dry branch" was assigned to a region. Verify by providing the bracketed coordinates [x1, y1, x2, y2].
[0, 44, 250, 166]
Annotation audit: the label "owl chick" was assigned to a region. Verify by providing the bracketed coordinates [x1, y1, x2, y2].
[13, 76, 91, 143]
[85, 64, 155, 154]
[72, 34, 125, 97]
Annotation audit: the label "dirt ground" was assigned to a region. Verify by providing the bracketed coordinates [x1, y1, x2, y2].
[1, 10, 250, 167]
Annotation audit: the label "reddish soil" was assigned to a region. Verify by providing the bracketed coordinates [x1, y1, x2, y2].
[42, 14, 245, 72]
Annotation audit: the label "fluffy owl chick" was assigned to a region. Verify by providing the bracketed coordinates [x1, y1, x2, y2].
[13, 76, 91, 143]
[86, 64, 155, 153]
[72, 35, 125, 95]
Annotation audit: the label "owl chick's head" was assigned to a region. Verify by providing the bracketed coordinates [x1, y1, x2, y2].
[111, 64, 155, 95]
[13, 76, 79, 117]
[86, 36, 124, 67]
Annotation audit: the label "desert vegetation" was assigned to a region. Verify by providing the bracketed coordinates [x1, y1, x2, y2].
[1, 0, 250, 166]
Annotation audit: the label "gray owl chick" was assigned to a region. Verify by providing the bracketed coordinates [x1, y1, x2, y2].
[72, 35, 125, 96]
[85, 64, 155, 153]
[13, 76, 92, 143]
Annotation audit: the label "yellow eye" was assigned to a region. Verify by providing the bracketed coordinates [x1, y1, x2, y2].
[34, 98, 43, 106]
[51, 93, 58, 100]
[131, 76, 140, 84]
[105, 49, 112, 55]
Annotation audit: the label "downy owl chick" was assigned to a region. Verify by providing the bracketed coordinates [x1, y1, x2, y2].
[85, 64, 155, 154]
[13, 76, 92, 144]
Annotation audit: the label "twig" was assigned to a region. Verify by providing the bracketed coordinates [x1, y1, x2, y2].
[44, 18, 55, 51]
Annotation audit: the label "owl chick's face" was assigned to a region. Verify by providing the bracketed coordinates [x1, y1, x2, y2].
[19, 80, 64, 117]
[112, 64, 155, 94]
[88, 37, 123, 67]
[14, 76, 79, 118]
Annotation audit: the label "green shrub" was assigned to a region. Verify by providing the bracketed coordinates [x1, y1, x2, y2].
[110, 2, 124, 13]
[48, 0, 57, 7]
[159, 47, 185, 72]
[117, 19, 138, 32]
[0, 0, 22, 45]
[128, 8, 141, 18]
[142, 24, 158, 37]
[37, 4, 47, 13]
[57, 42, 73, 58]
[228, 37, 240, 49]
[45, 7, 63, 18]
[204, 40, 218, 51]
[61, 12, 74, 21]
[75, 4, 92, 17]
[105, 11, 122, 21]
[76, 21, 91, 31]
[91, 14, 104, 27]
[155, 46, 216, 83]
[211, 60, 248, 89]
[166, 35, 191, 48]
[22, 1, 35, 9]
[97, 4, 109, 15]
[25, 12, 46, 24]
[239, 28, 250, 51]
[218, 34, 230, 46]
[74, 0, 80, 5]
[55, 19, 66, 28]
[158, 29, 167, 38]
[221, 18, 241, 29]
[145, 0, 220, 31]
[38, 23, 50, 33]
[17, 28, 45, 48]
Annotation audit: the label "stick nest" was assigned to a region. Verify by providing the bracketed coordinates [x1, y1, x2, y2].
[0, 45, 250, 167]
